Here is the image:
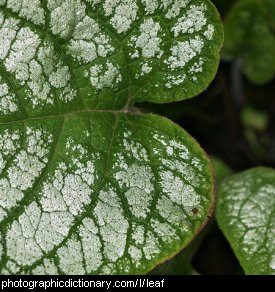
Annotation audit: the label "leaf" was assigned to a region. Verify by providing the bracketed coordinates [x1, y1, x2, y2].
[0, 0, 223, 119]
[0, 113, 215, 275]
[223, 0, 275, 85]
[216, 167, 275, 275]
[0, 0, 222, 275]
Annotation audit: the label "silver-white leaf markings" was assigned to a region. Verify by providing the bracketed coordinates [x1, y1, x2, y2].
[0, 0, 221, 275]
[0, 0, 223, 117]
